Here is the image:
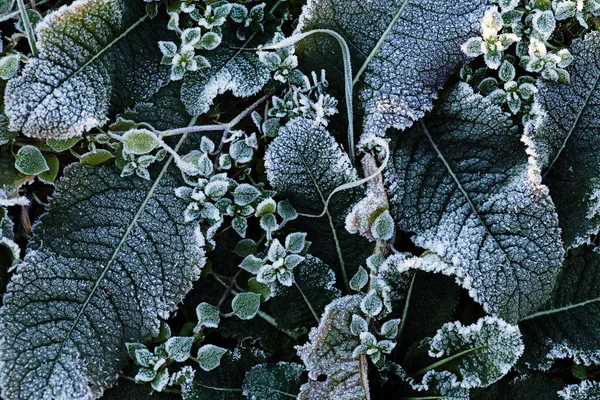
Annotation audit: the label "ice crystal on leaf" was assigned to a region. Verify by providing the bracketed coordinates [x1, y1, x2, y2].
[406, 317, 523, 395]
[0, 163, 205, 400]
[558, 380, 600, 400]
[296, 295, 369, 400]
[242, 362, 304, 400]
[525, 32, 600, 249]
[297, 0, 488, 138]
[386, 83, 564, 322]
[180, 25, 271, 116]
[5, 0, 171, 139]
[264, 117, 369, 285]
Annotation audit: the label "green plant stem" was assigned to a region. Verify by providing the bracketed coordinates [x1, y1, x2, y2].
[258, 29, 356, 165]
[397, 271, 416, 343]
[411, 345, 487, 377]
[159, 95, 269, 138]
[0, 0, 48, 22]
[294, 281, 320, 323]
[17, 0, 37, 57]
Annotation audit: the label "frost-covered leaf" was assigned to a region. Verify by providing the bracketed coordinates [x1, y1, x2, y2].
[80, 149, 115, 166]
[558, 380, 600, 400]
[5, 0, 172, 138]
[296, 295, 370, 400]
[13, 145, 48, 175]
[386, 83, 564, 322]
[181, 25, 270, 116]
[265, 118, 369, 289]
[122, 129, 161, 155]
[165, 336, 194, 363]
[406, 317, 524, 390]
[519, 244, 600, 370]
[0, 161, 205, 399]
[196, 345, 228, 372]
[233, 184, 261, 206]
[242, 362, 304, 400]
[0, 55, 18, 80]
[266, 255, 341, 331]
[39, 154, 60, 184]
[0, 207, 18, 268]
[232, 292, 261, 320]
[0, 150, 29, 207]
[195, 302, 220, 331]
[297, 0, 488, 138]
[525, 32, 600, 249]
[120, 82, 191, 131]
[265, 117, 357, 209]
[0, 0, 13, 14]
[349, 266, 369, 292]
[46, 137, 82, 152]
[181, 346, 266, 400]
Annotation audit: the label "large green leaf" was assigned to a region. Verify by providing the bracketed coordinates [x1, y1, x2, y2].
[297, 0, 489, 137]
[265, 117, 370, 290]
[386, 84, 564, 322]
[296, 295, 369, 400]
[120, 83, 191, 132]
[526, 32, 600, 249]
[5, 0, 171, 139]
[404, 317, 524, 392]
[0, 157, 205, 399]
[519, 244, 600, 370]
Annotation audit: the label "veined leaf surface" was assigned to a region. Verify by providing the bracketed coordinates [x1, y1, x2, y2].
[526, 32, 600, 249]
[387, 84, 564, 322]
[5, 0, 171, 139]
[297, 0, 488, 138]
[264, 118, 369, 290]
[296, 295, 369, 400]
[0, 154, 205, 399]
[520, 245, 600, 370]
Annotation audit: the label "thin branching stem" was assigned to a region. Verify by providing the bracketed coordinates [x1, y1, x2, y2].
[297, 137, 390, 219]
[255, 29, 356, 165]
[158, 95, 269, 138]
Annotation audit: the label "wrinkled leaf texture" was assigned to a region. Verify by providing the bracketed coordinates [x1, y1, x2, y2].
[0, 155, 205, 399]
[526, 32, 600, 249]
[5, 0, 171, 138]
[387, 84, 564, 322]
[297, 0, 489, 138]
